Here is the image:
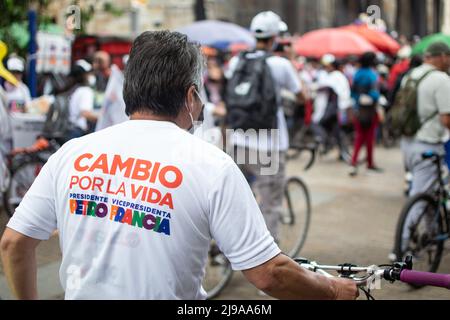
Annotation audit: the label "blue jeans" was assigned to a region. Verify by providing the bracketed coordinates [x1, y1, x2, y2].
[445, 140, 450, 171]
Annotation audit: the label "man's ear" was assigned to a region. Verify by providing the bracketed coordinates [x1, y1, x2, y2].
[186, 86, 196, 113]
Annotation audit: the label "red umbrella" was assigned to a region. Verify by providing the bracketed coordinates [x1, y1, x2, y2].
[342, 24, 400, 55]
[294, 28, 377, 58]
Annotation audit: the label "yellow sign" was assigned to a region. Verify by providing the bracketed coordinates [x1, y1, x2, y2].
[0, 41, 19, 86]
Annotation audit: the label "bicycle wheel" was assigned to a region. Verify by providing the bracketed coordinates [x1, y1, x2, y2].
[3, 158, 45, 217]
[287, 145, 317, 171]
[202, 242, 233, 300]
[279, 177, 311, 257]
[394, 193, 445, 280]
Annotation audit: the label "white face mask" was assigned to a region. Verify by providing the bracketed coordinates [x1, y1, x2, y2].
[187, 90, 205, 134]
[87, 75, 96, 87]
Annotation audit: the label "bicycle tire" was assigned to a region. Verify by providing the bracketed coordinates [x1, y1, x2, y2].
[203, 243, 233, 300]
[394, 193, 445, 286]
[287, 145, 317, 171]
[205, 263, 233, 300]
[279, 176, 312, 258]
[3, 158, 46, 217]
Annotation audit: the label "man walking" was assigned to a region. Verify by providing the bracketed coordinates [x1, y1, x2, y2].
[226, 12, 303, 243]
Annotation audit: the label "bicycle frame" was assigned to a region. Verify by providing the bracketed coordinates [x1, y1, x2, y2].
[426, 153, 450, 239]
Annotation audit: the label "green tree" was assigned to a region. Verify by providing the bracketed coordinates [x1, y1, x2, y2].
[0, 0, 54, 56]
[0, 0, 125, 56]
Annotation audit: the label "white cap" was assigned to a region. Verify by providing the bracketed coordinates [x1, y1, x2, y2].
[250, 11, 281, 39]
[7, 57, 25, 72]
[75, 59, 92, 72]
[279, 21, 288, 33]
[321, 54, 336, 66]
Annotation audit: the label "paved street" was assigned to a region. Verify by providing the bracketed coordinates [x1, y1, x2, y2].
[1, 146, 449, 300]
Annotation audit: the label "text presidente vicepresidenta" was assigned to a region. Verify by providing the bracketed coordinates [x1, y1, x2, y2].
[177, 304, 272, 318]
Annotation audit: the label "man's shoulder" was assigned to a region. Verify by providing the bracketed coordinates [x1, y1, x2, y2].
[415, 65, 450, 87]
[190, 131, 235, 166]
[267, 55, 292, 69]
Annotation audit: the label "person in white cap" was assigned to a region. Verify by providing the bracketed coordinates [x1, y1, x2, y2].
[66, 59, 97, 139]
[3, 56, 31, 113]
[226, 11, 303, 244]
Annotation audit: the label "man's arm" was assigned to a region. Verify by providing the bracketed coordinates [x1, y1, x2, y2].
[243, 253, 359, 300]
[0, 228, 41, 299]
[296, 91, 306, 106]
[440, 114, 450, 130]
[81, 110, 99, 122]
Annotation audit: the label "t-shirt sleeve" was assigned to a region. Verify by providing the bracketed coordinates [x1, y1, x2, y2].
[282, 60, 301, 94]
[76, 87, 95, 112]
[6, 153, 58, 240]
[207, 162, 281, 271]
[224, 56, 239, 80]
[434, 74, 450, 115]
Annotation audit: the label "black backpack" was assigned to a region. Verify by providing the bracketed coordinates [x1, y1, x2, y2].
[42, 88, 77, 143]
[225, 52, 278, 130]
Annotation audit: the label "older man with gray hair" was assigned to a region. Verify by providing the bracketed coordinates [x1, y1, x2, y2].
[1, 31, 357, 300]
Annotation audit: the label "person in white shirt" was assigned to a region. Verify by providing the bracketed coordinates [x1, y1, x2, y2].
[225, 12, 303, 242]
[66, 60, 97, 139]
[312, 54, 352, 156]
[0, 31, 357, 300]
[3, 56, 31, 113]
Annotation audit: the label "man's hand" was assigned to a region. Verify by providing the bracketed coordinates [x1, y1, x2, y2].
[243, 254, 359, 300]
[330, 277, 360, 300]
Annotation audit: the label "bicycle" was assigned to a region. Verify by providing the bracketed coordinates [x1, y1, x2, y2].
[202, 147, 315, 299]
[296, 255, 450, 300]
[2, 137, 60, 217]
[393, 151, 450, 281]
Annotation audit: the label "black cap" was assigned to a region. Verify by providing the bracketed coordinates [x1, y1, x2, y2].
[425, 42, 450, 57]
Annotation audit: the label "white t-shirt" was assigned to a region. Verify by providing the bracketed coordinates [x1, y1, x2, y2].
[5, 82, 31, 112]
[407, 64, 450, 144]
[69, 86, 95, 131]
[313, 71, 352, 124]
[7, 120, 280, 300]
[226, 52, 301, 151]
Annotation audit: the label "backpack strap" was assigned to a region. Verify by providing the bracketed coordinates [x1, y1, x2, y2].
[234, 51, 249, 73]
[416, 69, 439, 127]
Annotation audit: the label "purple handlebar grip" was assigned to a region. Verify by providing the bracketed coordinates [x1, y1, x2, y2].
[400, 270, 450, 289]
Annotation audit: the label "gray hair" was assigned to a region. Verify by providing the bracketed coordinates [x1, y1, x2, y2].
[123, 31, 205, 117]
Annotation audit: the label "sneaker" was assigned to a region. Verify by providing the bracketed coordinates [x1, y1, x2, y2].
[349, 166, 358, 177]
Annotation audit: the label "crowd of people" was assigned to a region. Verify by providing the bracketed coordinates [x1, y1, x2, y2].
[1, 9, 450, 300]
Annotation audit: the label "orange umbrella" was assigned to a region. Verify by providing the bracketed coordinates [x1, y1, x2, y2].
[342, 24, 400, 55]
[201, 46, 218, 57]
[229, 43, 251, 55]
[294, 28, 377, 58]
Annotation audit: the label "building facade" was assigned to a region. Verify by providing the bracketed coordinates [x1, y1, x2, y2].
[44, 0, 450, 39]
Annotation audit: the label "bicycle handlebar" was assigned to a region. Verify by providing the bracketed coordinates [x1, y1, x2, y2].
[400, 270, 450, 290]
[296, 257, 450, 291]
